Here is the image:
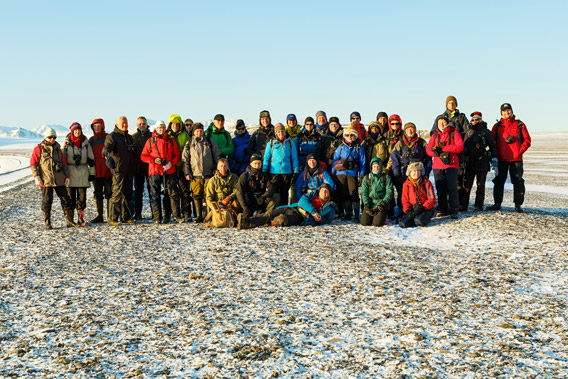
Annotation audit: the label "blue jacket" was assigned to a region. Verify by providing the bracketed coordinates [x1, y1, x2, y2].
[263, 138, 299, 175]
[331, 142, 366, 177]
[390, 136, 432, 179]
[294, 165, 335, 201]
[229, 131, 250, 175]
[297, 191, 337, 226]
[296, 128, 320, 170]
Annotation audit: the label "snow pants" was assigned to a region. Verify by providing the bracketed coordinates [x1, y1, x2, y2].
[493, 161, 525, 206]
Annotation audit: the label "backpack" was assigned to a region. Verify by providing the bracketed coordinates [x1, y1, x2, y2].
[149, 135, 174, 156]
[301, 166, 325, 193]
[204, 202, 237, 228]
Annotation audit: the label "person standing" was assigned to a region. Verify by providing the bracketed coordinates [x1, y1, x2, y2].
[262, 123, 300, 205]
[103, 116, 138, 225]
[350, 111, 367, 144]
[140, 121, 182, 223]
[229, 119, 251, 176]
[206, 114, 234, 158]
[430, 96, 470, 136]
[296, 117, 321, 172]
[131, 116, 152, 220]
[375, 111, 389, 136]
[461, 111, 497, 211]
[331, 127, 366, 221]
[247, 110, 274, 158]
[314, 110, 329, 135]
[488, 103, 531, 212]
[386, 114, 404, 152]
[184, 118, 194, 135]
[88, 118, 112, 223]
[30, 128, 77, 229]
[426, 116, 464, 219]
[167, 114, 192, 222]
[316, 116, 344, 217]
[62, 122, 95, 226]
[285, 114, 302, 141]
[183, 123, 222, 222]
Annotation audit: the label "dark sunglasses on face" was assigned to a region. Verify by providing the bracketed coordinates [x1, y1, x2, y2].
[236, 127, 245, 131]
[391, 122, 400, 126]
[185, 123, 192, 127]
[46, 136, 56, 140]
[305, 123, 314, 126]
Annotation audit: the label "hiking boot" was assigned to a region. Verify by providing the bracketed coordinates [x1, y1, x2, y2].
[108, 220, 121, 226]
[515, 205, 523, 213]
[125, 219, 136, 224]
[175, 217, 185, 224]
[45, 219, 52, 230]
[65, 210, 78, 227]
[473, 206, 483, 212]
[343, 202, 352, 221]
[272, 214, 287, 226]
[153, 219, 162, 225]
[90, 215, 104, 223]
[450, 212, 458, 219]
[487, 204, 501, 211]
[436, 210, 449, 217]
[91, 198, 104, 223]
[237, 213, 248, 230]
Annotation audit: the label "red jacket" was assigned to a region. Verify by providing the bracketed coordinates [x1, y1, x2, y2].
[426, 125, 464, 169]
[140, 131, 181, 176]
[402, 177, 436, 213]
[89, 119, 111, 179]
[491, 116, 531, 162]
[351, 123, 367, 145]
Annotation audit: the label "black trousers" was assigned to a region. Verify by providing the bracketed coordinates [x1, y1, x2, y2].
[41, 186, 72, 215]
[461, 169, 488, 209]
[67, 187, 87, 211]
[93, 177, 112, 201]
[270, 174, 293, 205]
[132, 172, 150, 217]
[433, 168, 459, 214]
[360, 209, 387, 227]
[269, 207, 305, 226]
[493, 161, 525, 206]
[336, 174, 359, 203]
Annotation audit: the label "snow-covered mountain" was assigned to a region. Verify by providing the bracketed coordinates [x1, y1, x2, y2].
[0, 126, 43, 139]
[32, 124, 69, 137]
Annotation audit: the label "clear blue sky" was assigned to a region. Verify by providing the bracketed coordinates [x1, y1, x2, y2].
[1, 0, 567, 132]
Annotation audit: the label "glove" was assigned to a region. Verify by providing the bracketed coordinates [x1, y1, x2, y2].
[504, 135, 514, 144]
[163, 162, 173, 171]
[375, 203, 386, 214]
[186, 173, 194, 181]
[364, 205, 376, 216]
[405, 209, 416, 219]
[413, 202, 425, 214]
[154, 158, 162, 164]
[65, 178, 70, 187]
[220, 196, 232, 206]
[256, 195, 266, 205]
[87, 158, 95, 167]
[34, 176, 43, 186]
[88, 175, 95, 182]
[241, 208, 251, 219]
[358, 175, 363, 187]
[431, 146, 441, 157]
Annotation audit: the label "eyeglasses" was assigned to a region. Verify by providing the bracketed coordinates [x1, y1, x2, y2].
[305, 123, 314, 126]
[351, 117, 361, 121]
[236, 127, 246, 131]
[390, 122, 400, 126]
[184, 123, 192, 127]
[46, 136, 56, 140]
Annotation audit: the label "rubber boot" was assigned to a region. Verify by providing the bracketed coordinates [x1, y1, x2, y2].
[352, 202, 360, 223]
[65, 210, 78, 227]
[172, 201, 183, 224]
[90, 198, 104, 223]
[343, 201, 352, 221]
[194, 199, 203, 223]
[44, 211, 52, 230]
[238, 213, 271, 230]
[151, 201, 162, 224]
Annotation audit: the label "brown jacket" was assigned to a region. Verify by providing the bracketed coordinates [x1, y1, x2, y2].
[30, 141, 70, 187]
[103, 127, 137, 174]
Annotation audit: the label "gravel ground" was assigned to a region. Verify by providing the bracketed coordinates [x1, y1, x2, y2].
[1, 138, 567, 378]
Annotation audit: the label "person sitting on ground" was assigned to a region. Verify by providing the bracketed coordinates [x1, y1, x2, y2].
[237, 183, 337, 229]
[30, 128, 76, 229]
[236, 154, 280, 219]
[399, 162, 437, 228]
[294, 153, 335, 202]
[182, 122, 221, 222]
[140, 120, 182, 224]
[361, 158, 393, 227]
[205, 158, 239, 216]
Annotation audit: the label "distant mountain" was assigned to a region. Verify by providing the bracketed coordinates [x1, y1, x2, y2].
[33, 124, 69, 138]
[0, 126, 43, 139]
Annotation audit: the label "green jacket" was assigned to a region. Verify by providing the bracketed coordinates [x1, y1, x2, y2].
[206, 123, 234, 157]
[361, 158, 393, 207]
[167, 114, 191, 172]
[205, 171, 238, 210]
[286, 125, 302, 141]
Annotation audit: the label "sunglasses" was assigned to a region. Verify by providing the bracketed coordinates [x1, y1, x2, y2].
[46, 136, 56, 140]
[305, 123, 314, 126]
[391, 122, 400, 126]
[236, 127, 246, 131]
[184, 123, 192, 127]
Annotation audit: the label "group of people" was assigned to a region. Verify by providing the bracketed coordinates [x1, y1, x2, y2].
[30, 97, 531, 230]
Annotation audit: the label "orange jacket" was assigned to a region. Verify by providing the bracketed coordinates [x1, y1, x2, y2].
[140, 131, 180, 176]
[402, 177, 436, 213]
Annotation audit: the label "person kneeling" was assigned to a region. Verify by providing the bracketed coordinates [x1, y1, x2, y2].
[361, 158, 393, 227]
[399, 162, 437, 228]
[237, 183, 336, 229]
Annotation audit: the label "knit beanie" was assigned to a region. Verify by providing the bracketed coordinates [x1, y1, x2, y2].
[315, 110, 327, 120]
[470, 111, 483, 120]
[286, 114, 297, 122]
[44, 128, 57, 138]
[70, 122, 82, 132]
[329, 116, 340, 125]
[259, 110, 271, 119]
[214, 114, 225, 121]
[344, 127, 359, 139]
[376, 111, 388, 121]
[250, 153, 262, 163]
[304, 116, 314, 124]
[350, 111, 361, 120]
[274, 123, 286, 133]
[446, 96, 458, 107]
[500, 103, 513, 113]
[404, 122, 417, 131]
[193, 122, 204, 130]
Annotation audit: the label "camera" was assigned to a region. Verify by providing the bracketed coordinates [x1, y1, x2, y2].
[161, 159, 169, 165]
[504, 135, 514, 144]
[345, 159, 355, 170]
[73, 154, 81, 166]
[440, 152, 451, 165]
[54, 162, 63, 173]
[126, 144, 135, 152]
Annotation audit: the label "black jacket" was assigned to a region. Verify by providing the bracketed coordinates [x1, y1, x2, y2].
[132, 128, 152, 175]
[463, 121, 497, 172]
[103, 127, 137, 174]
[236, 165, 275, 211]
